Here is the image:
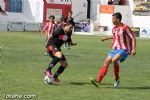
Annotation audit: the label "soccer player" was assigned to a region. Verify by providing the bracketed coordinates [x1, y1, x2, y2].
[42, 15, 56, 42]
[0, 6, 7, 15]
[42, 15, 56, 54]
[44, 20, 75, 85]
[90, 12, 136, 87]
[64, 11, 77, 49]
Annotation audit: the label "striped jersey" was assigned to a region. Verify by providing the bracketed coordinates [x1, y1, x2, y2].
[43, 22, 56, 40]
[112, 23, 135, 53]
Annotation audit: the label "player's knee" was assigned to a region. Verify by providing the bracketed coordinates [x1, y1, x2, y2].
[55, 52, 63, 59]
[103, 59, 111, 66]
[112, 59, 118, 63]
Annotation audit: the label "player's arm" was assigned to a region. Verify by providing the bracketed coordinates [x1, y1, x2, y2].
[41, 23, 48, 32]
[101, 35, 113, 41]
[126, 27, 136, 56]
[131, 36, 136, 56]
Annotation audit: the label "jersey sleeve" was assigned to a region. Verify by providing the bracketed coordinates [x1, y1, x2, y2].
[125, 26, 135, 38]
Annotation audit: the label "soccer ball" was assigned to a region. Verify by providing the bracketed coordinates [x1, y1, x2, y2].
[44, 76, 53, 84]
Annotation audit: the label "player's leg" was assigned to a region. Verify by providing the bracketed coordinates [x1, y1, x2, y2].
[47, 51, 62, 70]
[113, 62, 120, 87]
[112, 49, 128, 80]
[53, 54, 68, 85]
[46, 45, 62, 77]
[90, 56, 112, 87]
[112, 49, 129, 63]
[91, 49, 115, 87]
[111, 49, 129, 87]
[113, 62, 120, 81]
[97, 56, 112, 83]
[67, 32, 77, 46]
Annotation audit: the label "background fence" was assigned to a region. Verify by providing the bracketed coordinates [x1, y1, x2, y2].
[0, 21, 42, 32]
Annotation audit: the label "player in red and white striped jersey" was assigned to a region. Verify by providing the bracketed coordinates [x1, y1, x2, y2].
[42, 15, 56, 42]
[90, 12, 136, 87]
[111, 22, 135, 54]
[42, 15, 56, 55]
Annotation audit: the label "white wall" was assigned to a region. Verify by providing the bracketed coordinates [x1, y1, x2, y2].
[0, 0, 44, 23]
[132, 16, 150, 27]
[72, 0, 99, 21]
[90, 0, 99, 20]
[72, 0, 87, 22]
[98, 6, 132, 27]
[23, 0, 43, 22]
[0, 0, 5, 9]
[128, 0, 150, 28]
[98, 0, 150, 28]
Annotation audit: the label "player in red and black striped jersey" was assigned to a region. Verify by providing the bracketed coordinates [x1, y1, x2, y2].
[44, 20, 75, 85]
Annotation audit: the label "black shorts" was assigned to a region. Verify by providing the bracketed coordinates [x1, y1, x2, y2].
[47, 44, 66, 61]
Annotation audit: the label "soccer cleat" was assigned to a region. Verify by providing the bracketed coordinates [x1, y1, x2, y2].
[69, 42, 77, 46]
[53, 78, 61, 85]
[90, 77, 99, 87]
[114, 79, 120, 87]
[45, 70, 53, 78]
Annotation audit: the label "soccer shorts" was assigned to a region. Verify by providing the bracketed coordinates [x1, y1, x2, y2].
[47, 44, 66, 60]
[108, 49, 129, 62]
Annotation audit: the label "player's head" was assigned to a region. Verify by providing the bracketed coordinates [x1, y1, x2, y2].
[49, 15, 55, 22]
[68, 11, 73, 17]
[64, 20, 75, 33]
[112, 12, 122, 25]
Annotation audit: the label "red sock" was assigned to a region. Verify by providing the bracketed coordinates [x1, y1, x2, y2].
[113, 63, 119, 81]
[97, 66, 108, 82]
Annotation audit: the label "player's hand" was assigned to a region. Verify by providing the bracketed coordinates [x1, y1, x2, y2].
[131, 49, 136, 56]
[48, 35, 52, 40]
[41, 29, 45, 33]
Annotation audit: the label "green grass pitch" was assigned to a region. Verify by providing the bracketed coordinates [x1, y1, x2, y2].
[0, 32, 150, 100]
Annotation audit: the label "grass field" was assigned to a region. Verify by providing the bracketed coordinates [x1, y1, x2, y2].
[0, 32, 150, 100]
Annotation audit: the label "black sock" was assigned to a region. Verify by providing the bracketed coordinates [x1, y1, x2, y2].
[47, 57, 60, 71]
[53, 66, 65, 78]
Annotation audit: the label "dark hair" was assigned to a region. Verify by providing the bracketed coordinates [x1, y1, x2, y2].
[112, 12, 122, 21]
[49, 15, 55, 19]
[66, 20, 75, 26]
[69, 11, 73, 14]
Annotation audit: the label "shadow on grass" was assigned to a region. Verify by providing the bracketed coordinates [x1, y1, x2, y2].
[67, 82, 112, 86]
[113, 86, 150, 90]
[67, 82, 150, 90]
[65, 54, 82, 57]
[69, 82, 91, 85]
